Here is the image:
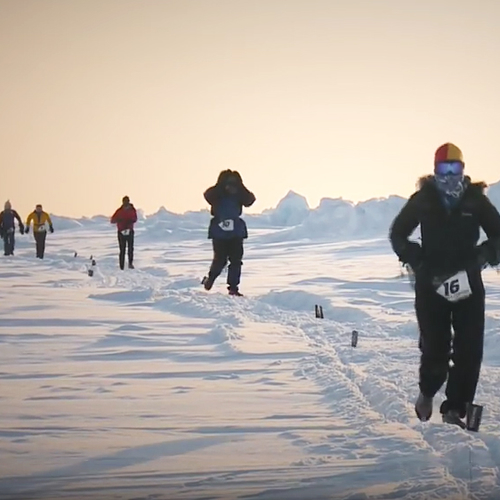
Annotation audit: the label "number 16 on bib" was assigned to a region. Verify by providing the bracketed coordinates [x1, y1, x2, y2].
[436, 270, 472, 302]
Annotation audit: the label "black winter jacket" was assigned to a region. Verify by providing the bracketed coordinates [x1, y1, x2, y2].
[204, 170, 256, 217]
[0, 209, 24, 237]
[204, 171, 256, 240]
[389, 176, 500, 281]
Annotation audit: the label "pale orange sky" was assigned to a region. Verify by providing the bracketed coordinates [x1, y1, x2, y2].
[1, 0, 500, 218]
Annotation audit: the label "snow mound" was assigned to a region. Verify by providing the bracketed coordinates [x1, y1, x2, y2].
[264, 190, 310, 226]
[46, 180, 500, 244]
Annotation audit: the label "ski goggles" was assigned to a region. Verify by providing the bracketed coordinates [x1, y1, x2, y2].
[434, 161, 464, 175]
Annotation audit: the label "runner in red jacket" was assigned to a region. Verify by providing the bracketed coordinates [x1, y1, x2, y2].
[111, 196, 138, 270]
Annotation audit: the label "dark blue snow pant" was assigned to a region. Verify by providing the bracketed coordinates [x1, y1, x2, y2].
[34, 231, 47, 259]
[3, 231, 15, 255]
[117, 230, 134, 270]
[208, 238, 244, 291]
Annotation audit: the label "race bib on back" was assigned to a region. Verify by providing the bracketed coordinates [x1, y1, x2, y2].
[436, 270, 472, 302]
[121, 229, 130, 236]
[218, 219, 234, 232]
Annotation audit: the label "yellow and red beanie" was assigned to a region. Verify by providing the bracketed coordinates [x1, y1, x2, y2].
[434, 143, 464, 168]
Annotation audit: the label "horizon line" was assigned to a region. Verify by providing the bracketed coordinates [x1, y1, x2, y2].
[44, 177, 500, 220]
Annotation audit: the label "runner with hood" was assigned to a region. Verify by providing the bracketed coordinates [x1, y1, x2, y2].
[111, 196, 137, 270]
[202, 169, 256, 296]
[26, 204, 53, 259]
[389, 143, 500, 428]
[0, 200, 24, 256]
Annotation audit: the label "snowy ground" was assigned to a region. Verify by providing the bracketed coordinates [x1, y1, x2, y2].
[2, 226, 500, 500]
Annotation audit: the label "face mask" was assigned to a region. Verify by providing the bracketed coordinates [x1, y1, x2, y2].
[434, 173, 465, 198]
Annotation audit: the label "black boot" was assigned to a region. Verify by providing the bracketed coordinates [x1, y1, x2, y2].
[202, 275, 215, 291]
[415, 392, 433, 421]
[442, 410, 466, 429]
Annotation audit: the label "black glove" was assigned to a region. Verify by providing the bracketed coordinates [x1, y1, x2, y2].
[0, 229, 3, 239]
[476, 240, 500, 268]
[49, 225, 54, 234]
[20, 225, 25, 235]
[401, 241, 423, 272]
[231, 170, 243, 186]
[25, 226, 29, 234]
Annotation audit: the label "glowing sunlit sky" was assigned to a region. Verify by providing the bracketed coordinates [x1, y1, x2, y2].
[1, 0, 500, 218]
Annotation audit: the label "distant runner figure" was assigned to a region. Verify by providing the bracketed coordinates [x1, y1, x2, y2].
[202, 170, 256, 296]
[0, 200, 24, 256]
[26, 204, 54, 259]
[111, 196, 138, 270]
[390, 143, 500, 428]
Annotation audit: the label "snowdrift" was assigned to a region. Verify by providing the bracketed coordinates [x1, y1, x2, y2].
[49, 180, 500, 243]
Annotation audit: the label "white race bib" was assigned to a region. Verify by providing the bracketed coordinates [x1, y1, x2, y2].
[436, 270, 472, 302]
[121, 229, 130, 236]
[218, 219, 234, 232]
[37, 224, 46, 232]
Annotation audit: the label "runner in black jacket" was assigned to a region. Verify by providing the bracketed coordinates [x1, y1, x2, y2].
[202, 170, 255, 296]
[0, 200, 24, 256]
[390, 143, 500, 428]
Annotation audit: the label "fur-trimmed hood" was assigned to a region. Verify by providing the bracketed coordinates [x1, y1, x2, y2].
[417, 175, 487, 194]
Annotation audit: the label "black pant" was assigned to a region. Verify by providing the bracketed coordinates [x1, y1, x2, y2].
[34, 231, 47, 259]
[415, 277, 485, 418]
[118, 230, 134, 269]
[3, 230, 15, 255]
[208, 238, 244, 290]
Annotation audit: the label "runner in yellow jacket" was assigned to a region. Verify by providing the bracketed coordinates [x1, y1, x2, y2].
[26, 204, 54, 259]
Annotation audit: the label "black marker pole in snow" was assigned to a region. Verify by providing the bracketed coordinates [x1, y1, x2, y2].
[315, 305, 324, 319]
[466, 403, 483, 432]
[351, 330, 358, 347]
[87, 255, 96, 277]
